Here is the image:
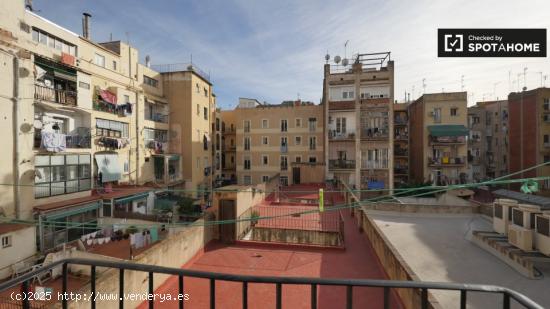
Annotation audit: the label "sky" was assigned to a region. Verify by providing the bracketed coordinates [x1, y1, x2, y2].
[33, 0, 550, 109]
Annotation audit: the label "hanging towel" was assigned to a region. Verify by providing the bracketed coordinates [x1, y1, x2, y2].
[41, 131, 66, 152]
[150, 228, 158, 242]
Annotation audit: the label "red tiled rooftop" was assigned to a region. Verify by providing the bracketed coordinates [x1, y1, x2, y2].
[33, 195, 102, 212]
[142, 209, 403, 309]
[0, 223, 31, 234]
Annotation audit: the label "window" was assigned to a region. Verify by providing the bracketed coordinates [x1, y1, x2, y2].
[281, 119, 288, 132]
[261, 119, 269, 128]
[244, 157, 251, 170]
[95, 118, 129, 138]
[244, 137, 251, 151]
[280, 176, 289, 186]
[113, 61, 117, 71]
[308, 118, 317, 131]
[342, 90, 354, 99]
[433, 108, 442, 123]
[495, 124, 498, 133]
[34, 154, 91, 198]
[2, 235, 12, 248]
[96, 119, 128, 138]
[262, 136, 269, 145]
[144, 76, 158, 88]
[32, 28, 77, 56]
[544, 135, 549, 144]
[309, 136, 317, 150]
[363, 149, 389, 169]
[544, 98, 550, 111]
[336, 117, 346, 133]
[295, 156, 302, 163]
[196, 104, 200, 115]
[262, 155, 269, 165]
[204, 88, 208, 97]
[262, 175, 269, 183]
[309, 156, 317, 163]
[450, 108, 458, 116]
[196, 83, 200, 93]
[280, 156, 288, 171]
[94, 53, 105, 67]
[295, 118, 302, 128]
[204, 107, 208, 120]
[295, 136, 302, 145]
[196, 157, 200, 168]
[281, 137, 288, 148]
[243, 175, 251, 185]
[244, 120, 251, 133]
[143, 128, 168, 145]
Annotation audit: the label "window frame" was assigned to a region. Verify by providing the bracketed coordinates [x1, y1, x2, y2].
[34, 154, 92, 199]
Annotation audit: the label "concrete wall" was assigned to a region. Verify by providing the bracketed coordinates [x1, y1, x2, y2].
[69, 218, 215, 309]
[0, 226, 37, 279]
[250, 228, 342, 247]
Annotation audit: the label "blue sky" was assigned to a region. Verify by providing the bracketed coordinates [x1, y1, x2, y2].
[34, 0, 550, 109]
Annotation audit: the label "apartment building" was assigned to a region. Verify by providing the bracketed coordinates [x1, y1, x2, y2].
[393, 102, 409, 187]
[220, 109, 238, 183]
[323, 53, 394, 194]
[409, 92, 469, 185]
[0, 1, 217, 259]
[508, 88, 550, 195]
[467, 100, 509, 181]
[232, 99, 325, 186]
[157, 65, 216, 202]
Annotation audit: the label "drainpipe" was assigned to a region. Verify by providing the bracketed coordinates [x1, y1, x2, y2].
[11, 54, 21, 219]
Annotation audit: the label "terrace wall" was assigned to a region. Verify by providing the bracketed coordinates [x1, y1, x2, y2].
[68, 217, 215, 309]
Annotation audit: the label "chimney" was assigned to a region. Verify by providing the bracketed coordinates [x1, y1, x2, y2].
[145, 55, 151, 68]
[82, 13, 91, 39]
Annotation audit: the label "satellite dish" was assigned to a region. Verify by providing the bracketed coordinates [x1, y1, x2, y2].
[334, 55, 341, 64]
[342, 58, 349, 66]
[325, 54, 330, 61]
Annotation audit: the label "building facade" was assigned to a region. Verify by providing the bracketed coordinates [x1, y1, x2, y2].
[393, 102, 409, 187]
[323, 53, 395, 195]
[232, 99, 325, 186]
[467, 100, 509, 182]
[508, 88, 550, 195]
[409, 92, 469, 185]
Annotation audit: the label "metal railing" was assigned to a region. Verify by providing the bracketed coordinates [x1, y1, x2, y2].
[329, 159, 356, 169]
[34, 131, 91, 149]
[0, 258, 542, 309]
[34, 84, 77, 106]
[428, 156, 466, 166]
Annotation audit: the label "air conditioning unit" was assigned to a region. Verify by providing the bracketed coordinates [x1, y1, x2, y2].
[493, 198, 518, 235]
[508, 224, 534, 251]
[535, 214, 550, 256]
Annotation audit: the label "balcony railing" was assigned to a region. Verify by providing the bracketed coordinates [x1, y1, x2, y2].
[428, 156, 466, 167]
[145, 113, 168, 123]
[361, 128, 389, 140]
[34, 130, 91, 149]
[35, 84, 77, 106]
[394, 149, 408, 157]
[329, 130, 355, 140]
[0, 258, 542, 309]
[430, 136, 466, 144]
[394, 167, 408, 175]
[394, 117, 408, 125]
[361, 160, 389, 169]
[280, 145, 288, 153]
[329, 159, 356, 169]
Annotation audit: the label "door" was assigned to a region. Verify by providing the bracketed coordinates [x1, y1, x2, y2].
[219, 199, 236, 243]
[292, 167, 301, 185]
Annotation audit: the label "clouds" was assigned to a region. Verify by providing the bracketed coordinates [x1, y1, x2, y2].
[35, 0, 550, 108]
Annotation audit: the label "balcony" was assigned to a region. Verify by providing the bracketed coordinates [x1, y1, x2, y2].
[34, 84, 77, 106]
[394, 117, 408, 126]
[34, 129, 91, 150]
[145, 113, 168, 123]
[280, 145, 288, 153]
[146, 140, 168, 154]
[329, 130, 355, 141]
[394, 166, 408, 175]
[329, 101, 355, 110]
[361, 128, 389, 140]
[361, 160, 389, 170]
[329, 159, 356, 169]
[428, 156, 466, 167]
[429, 135, 466, 145]
[394, 148, 408, 157]
[394, 133, 408, 141]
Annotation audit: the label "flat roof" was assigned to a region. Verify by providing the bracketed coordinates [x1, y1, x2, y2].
[493, 189, 550, 209]
[0, 223, 32, 234]
[367, 211, 550, 308]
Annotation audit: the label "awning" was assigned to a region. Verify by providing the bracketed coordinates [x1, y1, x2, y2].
[43, 201, 101, 220]
[95, 154, 122, 183]
[114, 192, 150, 205]
[53, 71, 77, 82]
[428, 125, 469, 137]
[99, 90, 117, 105]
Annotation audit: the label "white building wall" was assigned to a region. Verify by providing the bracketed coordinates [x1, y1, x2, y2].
[0, 227, 37, 280]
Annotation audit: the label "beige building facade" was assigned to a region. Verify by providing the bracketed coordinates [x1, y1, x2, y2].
[409, 92, 469, 185]
[231, 99, 325, 186]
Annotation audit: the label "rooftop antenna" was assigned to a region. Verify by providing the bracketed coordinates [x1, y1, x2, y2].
[493, 82, 500, 100]
[344, 40, 349, 59]
[461, 75, 464, 91]
[325, 52, 330, 64]
[334, 55, 341, 66]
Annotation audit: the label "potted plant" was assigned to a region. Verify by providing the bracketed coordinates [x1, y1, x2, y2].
[126, 225, 138, 235]
[250, 210, 260, 227]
